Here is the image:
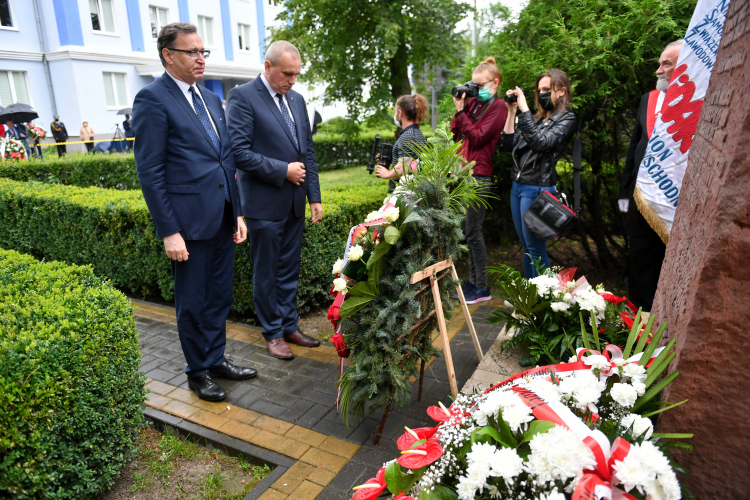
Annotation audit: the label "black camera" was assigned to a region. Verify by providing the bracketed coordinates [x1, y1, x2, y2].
[503, 89, 522, 104]
[379, 143, 393, 167]
[451, 81, 479, 99]
[366, 134, 381, 174]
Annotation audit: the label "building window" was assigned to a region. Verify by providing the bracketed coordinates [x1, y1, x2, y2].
[1, 0, 14, 28]
[268, 0, 282, 6]
[103, 72, 128, 109]
[197, 16, 214, 47]
[149, 6, 168, 39]
[238, 23, 250, 51]
[0, 71, 31, 107]
[89, 0, 115, 33]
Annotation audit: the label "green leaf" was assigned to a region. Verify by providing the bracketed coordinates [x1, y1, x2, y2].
[384, 225, 400, 245]
[633, 370, 679, 412]
[385, 461, 404, 496]
[642, 399, 688, 418]
[419, 484, 458, 500]
[470, 427, 492, 446]
[579, 313, 591, 349]
[402, 209, 422, 226]
[645, 338, 676, 377]
[496, 410, 518, 448]
[410, 439, 427, 449]
[651, 433, 693, 439]
[366, 240, 392, 270]
[644, 352, 675, 388]
[632, 314, 656, 357]
[623, 308, 643, 359]
[589, 311, 601, 352]
[639, 320, 667, 366]
[348, 281, 377, 298]
[477, 426, 511, 448]
[338, 296, 373, 320]
[523, 420, 555, 442]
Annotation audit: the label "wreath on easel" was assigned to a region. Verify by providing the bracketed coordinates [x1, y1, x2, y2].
[326, 124, 489, 441]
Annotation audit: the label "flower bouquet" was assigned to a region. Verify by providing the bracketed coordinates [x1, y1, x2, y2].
[352, 314, 692, 500]
[1, 137, 27, 162]
[489, 265, 644, 365]
[27, 123, 47, 141]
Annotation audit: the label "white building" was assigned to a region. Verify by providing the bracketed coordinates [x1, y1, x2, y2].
[0, 0, 338, 146]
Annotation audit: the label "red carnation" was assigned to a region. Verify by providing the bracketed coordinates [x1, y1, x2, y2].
[397, 441, 443, 470]
[351, 467, 386, 500]
[397, 426, 437, 451]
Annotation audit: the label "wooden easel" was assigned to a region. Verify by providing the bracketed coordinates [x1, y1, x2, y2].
[373, 258, 483, 445]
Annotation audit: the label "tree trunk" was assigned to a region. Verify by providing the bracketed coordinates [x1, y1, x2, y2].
[586, 143, 617, 271]
[389, 39, 411, 101]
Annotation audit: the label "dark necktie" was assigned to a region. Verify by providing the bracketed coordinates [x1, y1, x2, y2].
[276, 93, 299, 149]
[189, 86, 230, 202]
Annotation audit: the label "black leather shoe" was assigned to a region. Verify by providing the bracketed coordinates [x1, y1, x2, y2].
[209, 360, 258, 381]
[187, 372, 226, 401]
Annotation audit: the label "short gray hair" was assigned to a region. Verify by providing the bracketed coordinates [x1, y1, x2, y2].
[665, 39, 684, 50]
[158, 23, 198, 67]
[265, 41, 300, 66]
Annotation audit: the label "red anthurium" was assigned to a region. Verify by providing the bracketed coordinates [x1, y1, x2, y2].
[426, 401, 463, 424]
[397, 441, 443, 470]
[397, 426, 438, 451]
[351, 468, 386, 500]
[394, 493, 415, 500]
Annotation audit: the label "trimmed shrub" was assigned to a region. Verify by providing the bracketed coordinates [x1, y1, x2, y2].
[0, 248, 145, 499]
[0, 153, 139, 190]
[313, 132, 396, 170]
[0, 178, 388, 315]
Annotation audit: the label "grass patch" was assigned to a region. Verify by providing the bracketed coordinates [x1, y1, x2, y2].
[318, 164, 385, 190]
[97, 426, 271, 500]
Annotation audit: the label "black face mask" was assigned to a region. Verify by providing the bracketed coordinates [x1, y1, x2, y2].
[538, 92, 555, 111]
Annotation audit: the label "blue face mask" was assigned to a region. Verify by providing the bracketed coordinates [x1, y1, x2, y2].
[478, 87, 493, 102]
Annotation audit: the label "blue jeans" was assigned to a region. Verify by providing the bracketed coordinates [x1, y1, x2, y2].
[510, 181, 556, 278]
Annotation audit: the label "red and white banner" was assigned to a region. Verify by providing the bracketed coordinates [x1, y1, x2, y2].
[635, 0, 731, 243]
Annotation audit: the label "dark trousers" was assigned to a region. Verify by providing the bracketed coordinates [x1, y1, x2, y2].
[463, 175, 492, 289]
[627, 205, 666, 311]
[57, 144, 66, 157]
[85, 141, 94, 153]
[247, 208, 305, 340]
[33, 144, 43, 159]
[172, 203, 235, 377]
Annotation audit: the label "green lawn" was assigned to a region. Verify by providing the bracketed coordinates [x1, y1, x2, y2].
[319, 165, 386, 190]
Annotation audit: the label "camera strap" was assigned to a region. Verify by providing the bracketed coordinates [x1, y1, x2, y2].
[470, 95, 498, 122]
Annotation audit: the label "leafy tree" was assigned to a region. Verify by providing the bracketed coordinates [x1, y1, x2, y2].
[443, 0, 695, 275]
[270, 0, 469, 127]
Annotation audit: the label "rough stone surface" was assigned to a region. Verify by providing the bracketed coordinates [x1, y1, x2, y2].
[650, 2, 750, 497]
[461, 324, 527, 394]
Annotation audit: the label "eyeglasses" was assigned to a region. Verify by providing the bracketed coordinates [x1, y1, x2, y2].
[168, 48, 211, 59]
[475, 79, 495, 89]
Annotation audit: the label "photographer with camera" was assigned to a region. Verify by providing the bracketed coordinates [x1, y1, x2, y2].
[375, 94, 428, 192]
[450, 57, 507, 304]
[500, 69, 577, 278]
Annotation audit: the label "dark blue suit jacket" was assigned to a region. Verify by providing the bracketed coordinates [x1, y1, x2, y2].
[132, 72, 241, 240]
[225, 75, 320, 220]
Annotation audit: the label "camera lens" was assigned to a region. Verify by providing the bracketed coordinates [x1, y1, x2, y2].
[503, 93, 518, 104]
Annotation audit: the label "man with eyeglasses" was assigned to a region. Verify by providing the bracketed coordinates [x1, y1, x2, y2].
[132, 22, 257, 402]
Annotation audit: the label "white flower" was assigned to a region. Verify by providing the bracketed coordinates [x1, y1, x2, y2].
[473, 390, 530, 429]
[631, 379, 647, 396]
[576, 288, 607, 319]
[529, 275, 560, 297]
[524, 425, 597, 484]
[502, 403, 535, 432]
[489, 447, 523, 481]
[613, 451, 653, 493]
[559, 370, 606, 413]
[332, 278, 348, 293]
[621, 414, 654, 439]
[364, 210, 381, 222]
[613, 441, 677, 499]
[550, 302, 570, 312]
[539, 492, 566, 500]
[331, 258, 343, 275]
[612, 358, 627, 366]
[569, 355, 579, 363]
[583, 354, 610, 371]
[383, 206, 400, 223]
[466, 462, 490, 491]
[563, 292, 573, 303]
[456, 478, 477, 500]
[622, 362, 647, 380]
[610, 383, 638, 408]
[466, 442, 496, 466]
[348, 245, 364, 261]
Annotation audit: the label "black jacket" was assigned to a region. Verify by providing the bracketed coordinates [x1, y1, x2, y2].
[50, 121, 68, 142]
[620, 92, 653, 202]
[499, 109, 577, 186]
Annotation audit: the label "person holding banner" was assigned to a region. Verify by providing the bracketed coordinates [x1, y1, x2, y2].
[619, 40, 683, 311]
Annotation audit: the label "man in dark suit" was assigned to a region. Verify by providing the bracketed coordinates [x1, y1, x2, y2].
[50, 115, 68, 157]
[123, 114, 134, 151]
[619, 40, 683, 311]
[132, 22, 257, 401]
[226, 41, 323, 360]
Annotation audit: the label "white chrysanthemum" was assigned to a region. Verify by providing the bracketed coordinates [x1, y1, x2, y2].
[637, 441, 672, 474]
[576, 288, 607, 319]
[613, 441, 677, 499]
[523, 377, 562, 401]
[551, 302, 570, 312]
[563, 292, 573, 303]
[466, 442, 496, 466]
[612, 358, 627, 366]
[456, 477, 478, 500]
[529, 274, 561, 297]
[474, 390, 527, 426]
[611, 383, 638, 408]
[489, 447, 523, 481]
[364, 210, 381, 222]
[647, 468, 681, 500]
[383, 206, 400, 223]
[613, 451, 654, 493]
[331, 258, 343, 275]
[559, 370, 606, 413]
[539, 491, 567, 500]
[631, 379, 647, 396]
[502, 403, 535, 432]
[569, 355, 579, 363]
[466, 462, 490, 491]
[332, 277, 348, 293]
[583, 354, 610, 371]
[348, 245, 364, 261]
[623, 362, 647, 380]
[525, 426, 597, 484]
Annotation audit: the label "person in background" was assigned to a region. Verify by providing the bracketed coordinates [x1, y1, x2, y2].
[375, 94, 428, 191]
[123, 114, 134, 151]
[501, 68, 577, 279]
[3, 119, 17, 139]
[80, 121, 95, 153]
[618, 40, 683, 311]
[451, 57, 508, 304]
[50, 115, 69, 157]
[221, 99, 227, 110]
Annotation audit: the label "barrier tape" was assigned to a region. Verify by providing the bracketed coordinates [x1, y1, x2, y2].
[34, 137, 135, 147]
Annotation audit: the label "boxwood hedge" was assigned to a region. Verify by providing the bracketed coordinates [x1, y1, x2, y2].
[0, 248, 145, 499]
[0, 178, 387, 315]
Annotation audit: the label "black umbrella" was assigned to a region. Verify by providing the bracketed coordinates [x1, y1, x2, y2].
[0, 103, 38, 124]
[116, 107, 133, 115]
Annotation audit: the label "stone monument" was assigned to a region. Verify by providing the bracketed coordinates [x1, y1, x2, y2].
[650, 1, 750, 497]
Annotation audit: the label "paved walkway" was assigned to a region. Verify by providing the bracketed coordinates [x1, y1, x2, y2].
[136, 298, 504, 499]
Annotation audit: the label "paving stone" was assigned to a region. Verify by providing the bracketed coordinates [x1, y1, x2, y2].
[162, 400, 199, 419]
[254, 415, 294, 435]
[144, 392, 171, 409]
[193, 398, 228, 413]
[249, 430, 310, 459]
[301, 389, 337, 407]
[261, 390, 297, 407]
[167, 387, 199, 405]
[166, 372, 188, 387]
[272, 462, 316, 495]
[139, 358, 164, 374]
[233, 388, 265, 408]
[144, 368, 177, 383]
[278, 398, 317, 424]
[328, 461, 375, 493]
[220, 405, 261, 424]
[312, 418, 354, 440]
[349, 446, 393, 470]
[257, 488, 286, 500]
[249, 399, 288, 419]
[146, 380, 175, 395]
[224, 382, 258, 401]
[315, 489, 350, 500]
[151, 347, 183, 360]
[190, 410, 230, 430]
[295, 403, 330, 428]
[299, 448, 349, 472]
[319, 436, 360, 459]
[346, 419, 377, 445]
[283, 426, 327, 447]
[290, 479, 325, 500]
[217, 420, 260, 442]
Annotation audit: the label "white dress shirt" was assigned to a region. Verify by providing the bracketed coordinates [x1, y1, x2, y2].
[260, 73, 295, 123]
[166, 71, 219, 136]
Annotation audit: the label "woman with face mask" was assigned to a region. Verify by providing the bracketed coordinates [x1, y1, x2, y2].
[500, 68, 578, 278]
[450, 57, 507, 304]
[375, 93, 428, 192]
